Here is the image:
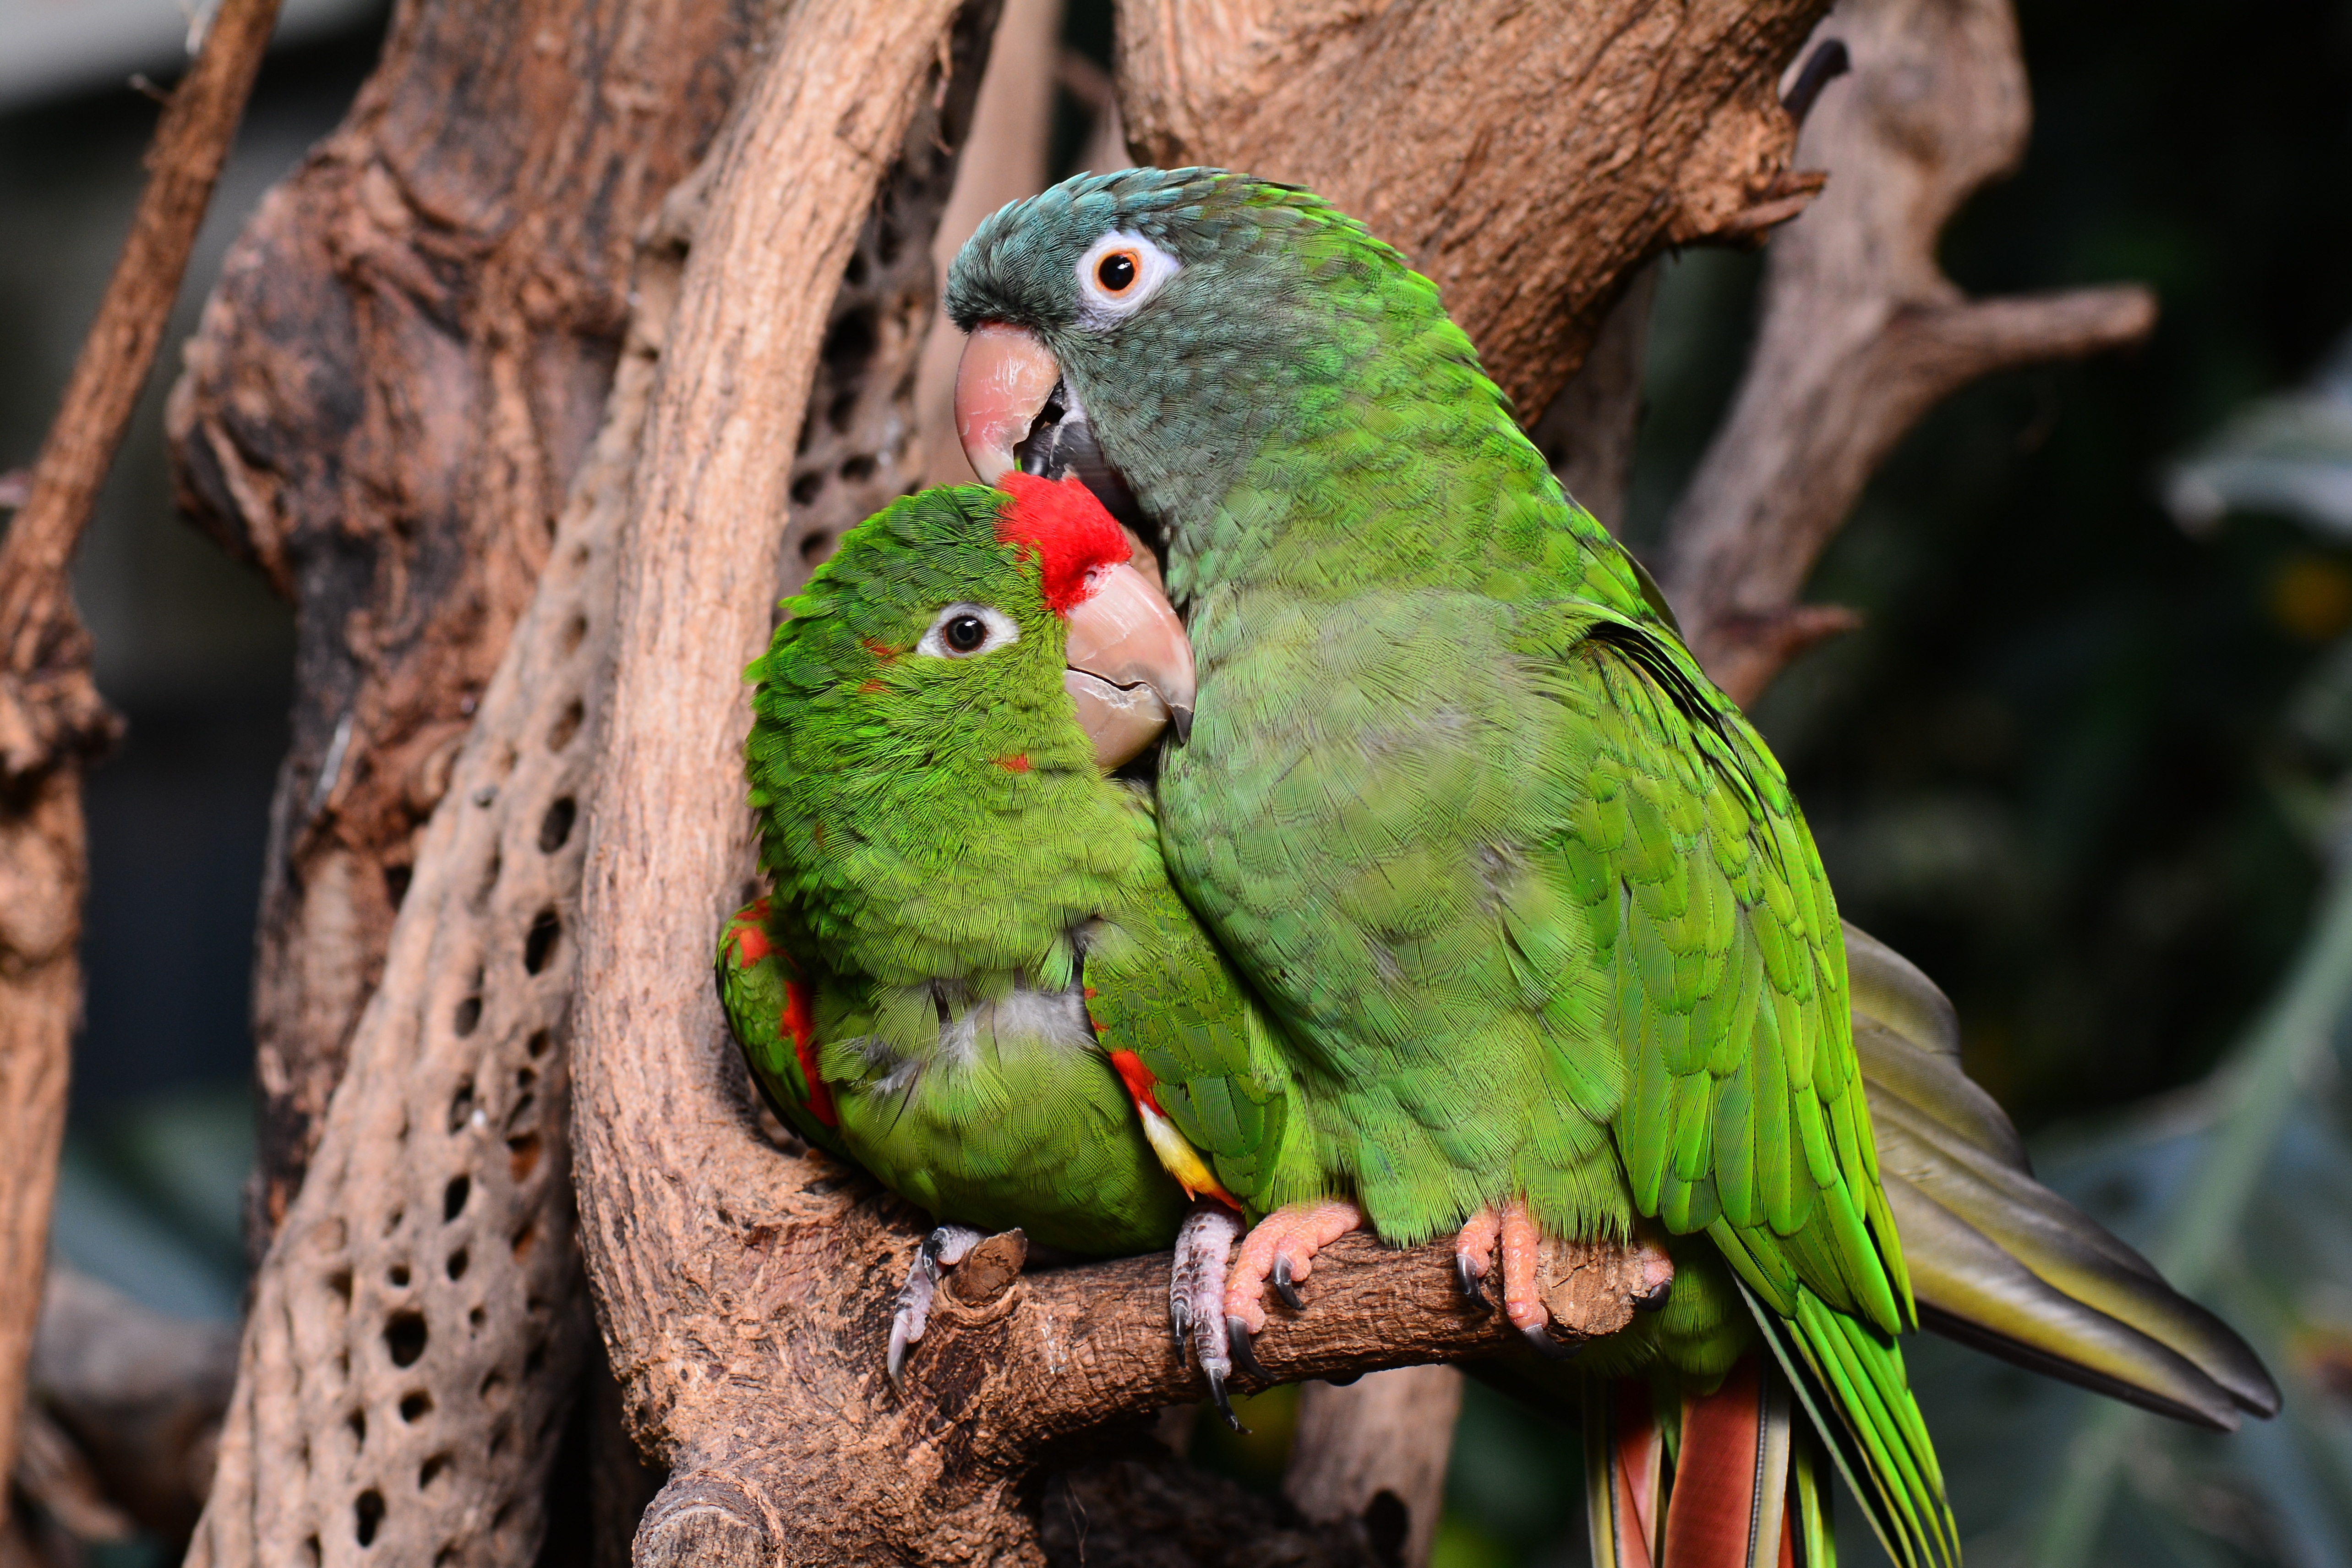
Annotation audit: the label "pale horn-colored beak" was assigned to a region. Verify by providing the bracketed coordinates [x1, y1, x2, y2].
[1064, 561, 1196, 770]
[955, 322, 1062, 482]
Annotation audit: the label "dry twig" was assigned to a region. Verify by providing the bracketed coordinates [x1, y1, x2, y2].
[1659, 0, 2158, 703]
[0, 0, 284, 1525]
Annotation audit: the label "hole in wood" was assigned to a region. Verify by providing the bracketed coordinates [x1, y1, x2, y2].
[382, 1209, 404, 1237]
[512, 1216, 539, 1258]
[523, 908, 562, 973]
[827, 388, 860, 432]
[791, 471, 824, 506]
[347, 1408, 366, 1446]
[480, 1369, 507, 1404]
[820, 307, 876, 379]
[329, 1270, 352, 1303]
[419, 1453, 451, 1489]
[446, 1248, 469, 1280]
[799, 530, 835, 566]
[384, 1312, 428, 1368]
[385, 862, 412, 909]
[537, 796, 576, 852]
[506, 1092, 537, 1133]
[561, 613, 588, 655]
[839, 453, 875, 482]
[388, 1264, 409, 1288]
[443, 1175, 470, 1222]
[305, 1536, 320, 1567]
[509, 1134, 542, 1183]
[516, 1066, 536, 1090]
[447, 1078, 475, 1134]
[453, 996, 482, 1037]
[355, 1491, 384, 1547]
[525, 1028, 551, 1058]
[468, 1307, 485, 1329]
[399, 1392, 431, 1423]
[547, 698, 584, 752]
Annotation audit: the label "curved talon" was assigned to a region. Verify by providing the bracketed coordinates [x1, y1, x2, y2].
[1521, 1321, 1581, 1361]
[1455, 1251, 1487, 1303]
[887, 1224, 984, 1387]
[1271, 1254, 1306, 1312]
[1206, 1364, 1245, 1433]
[1228, 1315, 1271, 1383]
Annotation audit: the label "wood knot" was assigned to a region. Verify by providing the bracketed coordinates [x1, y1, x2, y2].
[945, 1229, 1026, 1307]
[636, 1474, 772, 1568]
[1534, 1232, 1677, 1348]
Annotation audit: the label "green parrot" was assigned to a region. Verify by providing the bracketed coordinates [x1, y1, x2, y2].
[933, 167, 2275, 1566]
[719, 474, 1321, 1378]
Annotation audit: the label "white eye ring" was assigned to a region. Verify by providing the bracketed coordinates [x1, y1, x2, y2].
[1074, 231, 1179, 330]
[915, 602, 1020, 659]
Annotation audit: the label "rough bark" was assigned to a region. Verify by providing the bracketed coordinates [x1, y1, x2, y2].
[166, 0, 769, 1251]
[177, 6, 997, 1562]
[0, 0, 283, 1528]
[1658, 0, 2158, 703]
[1113, 0, 1833, 418]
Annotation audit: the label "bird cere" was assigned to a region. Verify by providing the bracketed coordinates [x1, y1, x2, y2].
[718, 168, 2276, 1568]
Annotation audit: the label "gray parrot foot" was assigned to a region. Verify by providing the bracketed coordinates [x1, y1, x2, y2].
[886, 1223, 986, 1387]
[1170, 1202, 1244, 1429]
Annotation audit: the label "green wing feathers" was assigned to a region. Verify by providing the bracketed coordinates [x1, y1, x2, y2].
[1548, 613, 1910, 1339]
[1082, 878, 1316, 1211]
[716, 900, 851, 1161]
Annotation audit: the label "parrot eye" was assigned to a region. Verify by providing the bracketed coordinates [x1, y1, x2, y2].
[915, 602, 1019, 660]
[1074, 231, 1179, 329]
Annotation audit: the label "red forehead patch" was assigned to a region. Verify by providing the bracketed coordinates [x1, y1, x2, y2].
[995, 471, 1131, 615]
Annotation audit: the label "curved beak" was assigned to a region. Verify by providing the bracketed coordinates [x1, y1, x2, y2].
[955, 322, 1063, 483]
[1064, 562, 1196, 770]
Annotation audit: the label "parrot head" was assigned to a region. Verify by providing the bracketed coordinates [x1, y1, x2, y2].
[944, 167, 1444, 578]
[750, 475, 1195, 787]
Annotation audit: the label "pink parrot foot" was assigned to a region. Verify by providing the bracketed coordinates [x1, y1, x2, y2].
[1217, 1198, 1367, 1387]
[1170, 1202, 1244, 1426]
[1452, 1200, 1675, 1360]
[887, 1223, 986, 1387]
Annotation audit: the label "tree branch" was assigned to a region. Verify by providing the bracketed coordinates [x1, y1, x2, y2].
[1113, 0, 1833, 415]
[1658, 0, 2158, 705]
[0, 0, 283, 1529]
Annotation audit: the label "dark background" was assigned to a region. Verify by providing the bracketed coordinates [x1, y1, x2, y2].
[6, 0, 2350, 1563]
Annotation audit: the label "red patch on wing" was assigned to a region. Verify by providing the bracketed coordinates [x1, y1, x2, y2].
[858, 677, 886, 694]
[1108, 1049, 1162, 1116]
[994, 471, 1130, 614]
[862, 637, 900, 663]
[781, 978, 837, 1127]
[724, 901, 774, 965]
[994, 753, 1031, 773]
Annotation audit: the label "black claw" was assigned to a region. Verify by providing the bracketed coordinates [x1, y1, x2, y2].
[1171, 1294, 1192, 1343]
[1455, 1254, 1486, 1303]
[1520, 1321, 1581, 1361]
[1206, 1367, 1248, 1434]
[1227, 1316, 1272, 1383]
[1271, 1256, 1306, 1312]
[1633, 1279, 1673, 1314]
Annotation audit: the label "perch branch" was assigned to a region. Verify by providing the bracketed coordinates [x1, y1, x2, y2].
[0, 0, 282, 1527]
[1658, 0, 2158, 705]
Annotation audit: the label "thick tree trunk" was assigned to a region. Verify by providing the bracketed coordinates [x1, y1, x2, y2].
[168, 0, 769, 1251]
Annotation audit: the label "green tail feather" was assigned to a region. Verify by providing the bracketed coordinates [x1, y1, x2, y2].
[1738, 1279, 1959, 1568]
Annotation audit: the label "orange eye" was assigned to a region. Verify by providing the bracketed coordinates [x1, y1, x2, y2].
[1095, 249, 1140, 293]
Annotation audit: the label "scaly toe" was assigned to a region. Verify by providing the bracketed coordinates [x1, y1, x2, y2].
[1170, 1201, 1241, 1368]
[886, 1223, 984, 1386]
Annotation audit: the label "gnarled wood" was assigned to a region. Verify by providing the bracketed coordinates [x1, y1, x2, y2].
[179, 9, 996, 1562]
[1284, 1367, 1465, 1568]
[1659, 0, 2157, 703]
[166, 0, 769, 1251]
[0, 0, 284, 1527]
[1113, 0, 1833, 417]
